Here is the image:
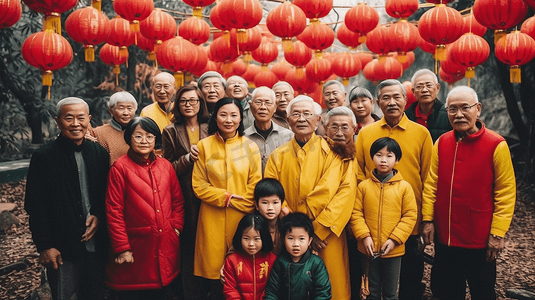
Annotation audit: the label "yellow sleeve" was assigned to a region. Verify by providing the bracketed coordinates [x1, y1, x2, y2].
[422, 139, 440, 222]
[490, 141, 516, 237]
[264, 150, 290, 211]
[231, 142, 262, 213]
[420, 131, 433, 187]
[192, 140, 229, 207]
[354, 133, 367, 184]
[350, 183, 371, 240]
[390, 181, 418, 245]
[140, 108, 147, 117]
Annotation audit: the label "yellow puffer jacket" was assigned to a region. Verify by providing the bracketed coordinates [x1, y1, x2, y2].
[350, 170, 417, 258]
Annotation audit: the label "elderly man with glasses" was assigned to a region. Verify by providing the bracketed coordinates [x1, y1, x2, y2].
[265, 95, 356, 300]
[420, 86, 516, 300]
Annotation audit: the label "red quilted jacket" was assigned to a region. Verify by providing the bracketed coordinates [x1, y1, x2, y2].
[106, 151, 184, 290]
[223, 251, 277, 300]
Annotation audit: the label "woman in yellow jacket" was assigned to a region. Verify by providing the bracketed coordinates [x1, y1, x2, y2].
[192, 97, 262, 299]
[350, 137, 417, 300]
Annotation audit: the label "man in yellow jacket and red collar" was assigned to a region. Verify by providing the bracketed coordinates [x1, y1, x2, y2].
[421, 86, 516, 300]
[265, 95, 356, 300]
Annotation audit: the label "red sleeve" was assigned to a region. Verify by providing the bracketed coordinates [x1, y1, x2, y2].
[106, 163, 130, 254]
[223, 254, 242, 300]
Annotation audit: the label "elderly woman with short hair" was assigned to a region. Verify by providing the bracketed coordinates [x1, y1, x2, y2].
[348, 86, 380, 135]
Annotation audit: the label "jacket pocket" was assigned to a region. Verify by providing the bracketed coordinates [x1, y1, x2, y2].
[469, 207, 492, 245]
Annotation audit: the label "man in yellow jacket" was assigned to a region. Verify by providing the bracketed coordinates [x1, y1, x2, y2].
[354, 79, 433, 300]
[265, 96, 356, 300]
[140, 72, 176, 132]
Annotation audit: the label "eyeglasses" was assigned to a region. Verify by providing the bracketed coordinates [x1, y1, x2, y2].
[252, 100, 274, 106]
[327, 125, 353, 133]
[132, 134, 156, 143]
[414, 83, 436, 91]
[446, 103, 478, 115]
[290, 112, 316, 120]
[178, 99, 199, 106]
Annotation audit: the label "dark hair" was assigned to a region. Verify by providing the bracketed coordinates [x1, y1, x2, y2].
[232, 214, 274, 255]
[208, 97, 244, 136]
[171, 85, 210, 124]
[124, 117, 162, 149]
[279, 212, 314, 238]
[369, 137, 402, 161]
[254, 178, 285, 205]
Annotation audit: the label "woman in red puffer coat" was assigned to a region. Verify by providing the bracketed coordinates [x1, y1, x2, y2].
[106, 117, 184, 300]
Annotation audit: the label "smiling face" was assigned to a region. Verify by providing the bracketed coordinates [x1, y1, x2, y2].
[412, 73, 440, 106]
[447, 91, 481, 137]
[201, 77, 226, 104]
[216, 103, 241, 139]
[284, 227, 312, 263]
[130, 125, 156, 159]
[178, 90, 201, 119]
[377, 84, 407, 127]
[55, 103, 91, 145]
[241, 226, 262, 256]
[110, 101, 136, 127]
[372, 146, 398, 176]
[226, 76, 248, 100]
[256, 195, 282, 222]
[325, 115, 355, 145]
[323, 83, 347, 110]
[250, 89, 276, 124]
[273, 84, 294, 115]
[288, 101, 319, 142]
[152, 74, 176, 107]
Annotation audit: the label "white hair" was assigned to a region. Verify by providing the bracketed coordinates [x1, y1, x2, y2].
[324, 106, 357, 127]
[411, 69, 438, 86]
[227, 75, 247, 85]
[108, 91, 138, 110]
[56, 97, 89, 116]
[152, 72, 175, 85]
[272, 81, 294, 95]
[286, 95, 322, 115]
[322, 80, 345, 94]
[445, 86, 479, 107]
[251, 86, 275, 101]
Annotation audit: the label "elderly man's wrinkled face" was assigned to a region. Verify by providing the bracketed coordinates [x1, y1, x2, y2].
[111, 101, 136, 127]
[250, 90, 276, 124]
[378, 84, 407, 125]
[413, 73, 440, 106]
[273, 84, 294, 114]
[226, 77, 248, 100]
[447, 91, 481, 136]
[323, 84, 347, 110]
[152, 76, 175, 106]
[55, 103, 91, 145]
[325, 115, 355, 145]
[201, 77, 226, 104]
[288, 101, 319, 141]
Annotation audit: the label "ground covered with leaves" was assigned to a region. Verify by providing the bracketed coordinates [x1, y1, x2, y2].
[0, 179, 534, 300]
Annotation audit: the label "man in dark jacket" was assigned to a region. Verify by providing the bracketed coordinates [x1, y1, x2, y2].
[25, 97, 110, 300]
[405, 69, 452, 142]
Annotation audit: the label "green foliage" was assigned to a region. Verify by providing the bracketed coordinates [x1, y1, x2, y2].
[0, 91, 29, 158]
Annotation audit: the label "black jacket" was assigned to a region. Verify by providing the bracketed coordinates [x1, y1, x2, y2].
[405, 98, 452, 142]
[25, 135, 110, 260]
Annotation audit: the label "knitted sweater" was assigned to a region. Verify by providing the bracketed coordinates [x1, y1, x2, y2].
[93, 120, 129, 165]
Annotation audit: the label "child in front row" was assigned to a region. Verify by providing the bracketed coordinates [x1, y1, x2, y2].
[223, 214, 277, 300]
[253, 178, 287, 255]
[264, 212, 331, 300]
[350, 137, 417, 300]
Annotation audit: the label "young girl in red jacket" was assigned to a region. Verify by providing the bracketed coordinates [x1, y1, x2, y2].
[223, 214, 277, 300]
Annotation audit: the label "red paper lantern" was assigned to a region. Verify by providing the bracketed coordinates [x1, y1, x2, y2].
[0, 0, 22, 29]
[218, 0, 263, 43]
[293, 0, 333, 21]
[298, 22, 335, 56]
[473, 0, 528, 43]
[305, 57, 332, 83]
[113, 0, 154, 32]
[232, 59, 247, 75]
[99, 43, 128, 86]
[254, 70, 279, 88]
[178, 16, 210, 45]
[242, 64, 262, 88]
[284, 40, 313, 75]
[252, 37, 279, 67]
[193, 59, 218, 77]
[136, 32, 157, 60]
[439, 68, 464, 84]
[366, 25, 391, 58]
[402, 81, 417, 108]
[107, 17, 135, 59]
[22, 0, 77, 34]
[210, 36, 240, 73]
[271, 62, 293, 80]
[374, 56, 403, 80]
[337, 23, 362, 49]
[363, 59, 381, 82]
[355, 52, 374, 68]
[140, 9, 176, 44]
[230, 27, 262, 61]
[418, 5, 463, 60]
[521, 16, 535, 40]
[210, 3, 232, 35]
[495, 31, 535, 83]
[157, 37, 197, 87]
[391, 51, 416, 70]
[387, 20, 419, 63]
[189, 45, 208, 74]
[448, 33, 490, 79]
[344, 3, 379, 43]
[332, 52, 362, 85]
[418, 36, 436, 54]
[285, 68, 318, 94]
[461, 14, 487, 37]
[22, 29, 73, 98]
[266, 1, 307, 52]
[523, 0, 535, 11]
[385, 0, 419, 19]
[182, 0, 216, 18]
[440, 55, 466, 78]
[65, 7, 110, 62]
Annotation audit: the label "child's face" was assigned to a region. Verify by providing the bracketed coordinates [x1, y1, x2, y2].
[256, 195, 282, 222]
[372, 146, 398, 176]
[284, 227, 312, 263]
[241, 226, 262, 256]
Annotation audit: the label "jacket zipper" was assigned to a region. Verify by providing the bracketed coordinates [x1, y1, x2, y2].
[378, 183, 384, 252]
[448, 139, 460, 246]
[253, 254, 256, 300]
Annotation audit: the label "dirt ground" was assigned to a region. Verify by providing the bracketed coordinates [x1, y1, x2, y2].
[0, 179, 534, 300]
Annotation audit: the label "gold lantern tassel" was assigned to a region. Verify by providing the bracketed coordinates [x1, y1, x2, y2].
[342, 78, 349, 86]
[45, 13, 61, 34]
[130, 20, 140, 33]
[237, 29, 247, 44]
[185, 73, 193, 82]
[494, 30, 506, 45]
[84, 45, 95, 62]
[113, 65, 121, 86]
[174, 72, 184, 88]
[282, 38, 293, 52]
[248, 81, 255, 89]
[42, 70, 53, 100]
[148, 51, 156, 61]
[358, 35, 366, 44]
[397, 53, 407, 64]
[435, 45, 447, 61]
[222, 62, 232, 73]
[261, 65, 268, 71]
[315, 51, 323, 59]
[223, 30, 230, 41]
[91, 0, 101, 12]
[510, 65, 521, 83]
[378, 55, 386, 63]
[120, 46, 128, 67]
[465, 67, 475, 79]
[296, 67, 304, 78]
[193, 7, 203, 18]
[244, 53, 252, 63]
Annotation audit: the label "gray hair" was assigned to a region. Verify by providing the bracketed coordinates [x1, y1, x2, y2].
[348, 86, 373, 102]
[286, 95, 322, 115]
[324, 106, 357, 127]
[108, 91, 138, 110]
[445, 86, 479, 107]
[251, 86, 276, 101]
[411, 69, 438, 86]
[376, 79, 406, 99]
[152, 72, 175, 85]
[227, 75, 247, 86]
[56, 97, 89, 116]
[272, 81, 295, 95]
[322, 80, 345, 94]
[198, 71, 227, 89]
